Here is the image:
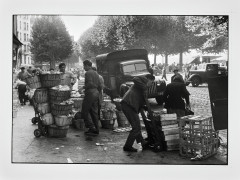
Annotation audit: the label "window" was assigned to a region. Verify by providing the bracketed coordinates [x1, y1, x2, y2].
[24, 33, 26, 41]
[123, 64, 135, 73]
[24, 22, 26, 30]
[19, 33, 21, 40]
[27, 23, 28, 31]
[135, 63, 147, 71]
[20, 21, 21, 29]
[26, 34, 28, 41]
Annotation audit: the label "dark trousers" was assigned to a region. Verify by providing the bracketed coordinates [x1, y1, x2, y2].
[82, 89, 99, 131]
[18, 84, 27, 104]
[121, 102, 144, 148]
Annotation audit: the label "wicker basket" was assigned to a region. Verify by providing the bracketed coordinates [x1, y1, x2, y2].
[73, 119, 85, 130]
[101, 119, 115, 129]
[116, 110, 127, 127]
[48, 125, 69, 138]
[54, 115, 72, 126]
[26, 75, 42, 89]
[101, 110, 114, 120]
[37, 103, 50, 115]
[51, 103, 73, 116]
[41, 113, 54, 125]
[33, 88, 48, 103]
[71, 98, 84, 109]
[40, 74, 61, 88]
[49, 89, 71, 103]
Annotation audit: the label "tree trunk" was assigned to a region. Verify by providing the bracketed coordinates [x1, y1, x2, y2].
[50, 54, 55, 69]
[154, 53, 157, 66]
[179, 51, 183, 71]
[165, 53, 168, 65]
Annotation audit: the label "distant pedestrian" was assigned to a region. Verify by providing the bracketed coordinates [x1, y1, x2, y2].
[161, 66, 168, 81]
[27, 66, 33, 75]
[171, 68, 184, 83]
[15, 67, 32, 105]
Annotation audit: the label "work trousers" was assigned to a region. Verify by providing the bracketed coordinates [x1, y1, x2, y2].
[121, 102, 144, 148]
[82, 89, 99, 131]
[18, 84, 27, 104]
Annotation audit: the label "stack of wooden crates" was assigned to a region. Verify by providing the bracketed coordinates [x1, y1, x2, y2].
[160, 113, 180, 151]
[179, 115, 219, 159]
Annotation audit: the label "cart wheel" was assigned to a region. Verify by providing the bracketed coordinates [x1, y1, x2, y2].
[34, 129, 41, 138]
[31, 117, 38, 124]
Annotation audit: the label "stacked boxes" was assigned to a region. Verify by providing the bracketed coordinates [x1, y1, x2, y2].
[179, 115, 219, 159]
[160, 113, 179, 151]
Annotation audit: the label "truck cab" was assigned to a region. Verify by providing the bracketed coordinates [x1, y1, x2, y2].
[185, 63, 227, 87]
[96, 49, 166, 105]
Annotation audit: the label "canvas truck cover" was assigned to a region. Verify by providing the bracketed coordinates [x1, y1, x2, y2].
[96, 49, 149, 74]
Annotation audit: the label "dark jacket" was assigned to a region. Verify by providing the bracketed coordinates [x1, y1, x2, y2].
[84, 69, 101, 92]
[171, 73, 184, 83]
[121, 76, 148, 113]
[163, 82, 190, 110]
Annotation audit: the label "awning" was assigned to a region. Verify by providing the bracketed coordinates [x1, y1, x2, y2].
[13, 33, 23, 46]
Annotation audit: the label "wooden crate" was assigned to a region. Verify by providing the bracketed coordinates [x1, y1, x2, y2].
[179, 116, 219, 159]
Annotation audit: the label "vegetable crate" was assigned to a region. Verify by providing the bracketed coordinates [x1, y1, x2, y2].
[179, 116, 220, 159]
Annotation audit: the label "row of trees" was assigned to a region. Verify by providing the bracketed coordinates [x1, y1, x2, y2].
[30, 16, 78, 69]
[78, 16, 228, 70]
[30, 16, 228, 70]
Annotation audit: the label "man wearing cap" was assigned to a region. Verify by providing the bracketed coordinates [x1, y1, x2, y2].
[81, 60, 101, 136]
[120, 74, 155, 152]
[171, 68, 184, 83]
[163, 76, 190, 118]
[58, 63, 76, 89]
[15, 67, 32, 105]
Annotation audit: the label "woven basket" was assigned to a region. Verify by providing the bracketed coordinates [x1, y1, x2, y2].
[73, 119, 85, 130]
[48, 125, 69, 138]
[37, 103, 50, 115]
[101, 119, 115, 129]
[71, 98, 84, 109]
[40, 74, 61, 88]
[54, 115, 72, 126]
[26, 75, 42, 89]
[33, 88, 48, 103]
[51, 103, 73, 116]
[49, 89, 71, 103]
[116, 111, 127, 127]
[41, 113, 54, 125]
[102, 110, 114, 120]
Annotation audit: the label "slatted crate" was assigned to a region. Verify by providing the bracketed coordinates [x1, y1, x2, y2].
[179, 116, 219, 159]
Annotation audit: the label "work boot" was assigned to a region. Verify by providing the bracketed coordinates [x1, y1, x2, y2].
[123, 146, 138, 152]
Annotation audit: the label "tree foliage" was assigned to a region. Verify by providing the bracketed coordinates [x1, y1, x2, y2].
[78, 15, 228, 66]
[30, 16, 73, 68]
[185, 16, 228, 53]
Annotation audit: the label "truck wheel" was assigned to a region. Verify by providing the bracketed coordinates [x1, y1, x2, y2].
[191, 77, 200, 87]
[156, 96, 164, 106]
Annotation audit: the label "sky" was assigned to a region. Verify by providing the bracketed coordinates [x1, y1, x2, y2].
[61, 15, 98, 42]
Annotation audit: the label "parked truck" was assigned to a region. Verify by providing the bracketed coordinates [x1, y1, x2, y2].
[185, 63, 227, 87]
[96, 49, 166, 105]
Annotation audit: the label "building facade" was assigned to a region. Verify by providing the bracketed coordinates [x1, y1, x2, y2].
[16, 15, 32, 66]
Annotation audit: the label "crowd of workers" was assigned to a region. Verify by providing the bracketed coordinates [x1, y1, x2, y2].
[13, 61, 190, 152]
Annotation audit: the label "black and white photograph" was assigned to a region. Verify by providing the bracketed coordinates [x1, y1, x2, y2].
[1, 0, 240, 179]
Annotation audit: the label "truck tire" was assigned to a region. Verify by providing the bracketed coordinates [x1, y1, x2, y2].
[156, 95, 164, 106]
[191, 77, 200, 87]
